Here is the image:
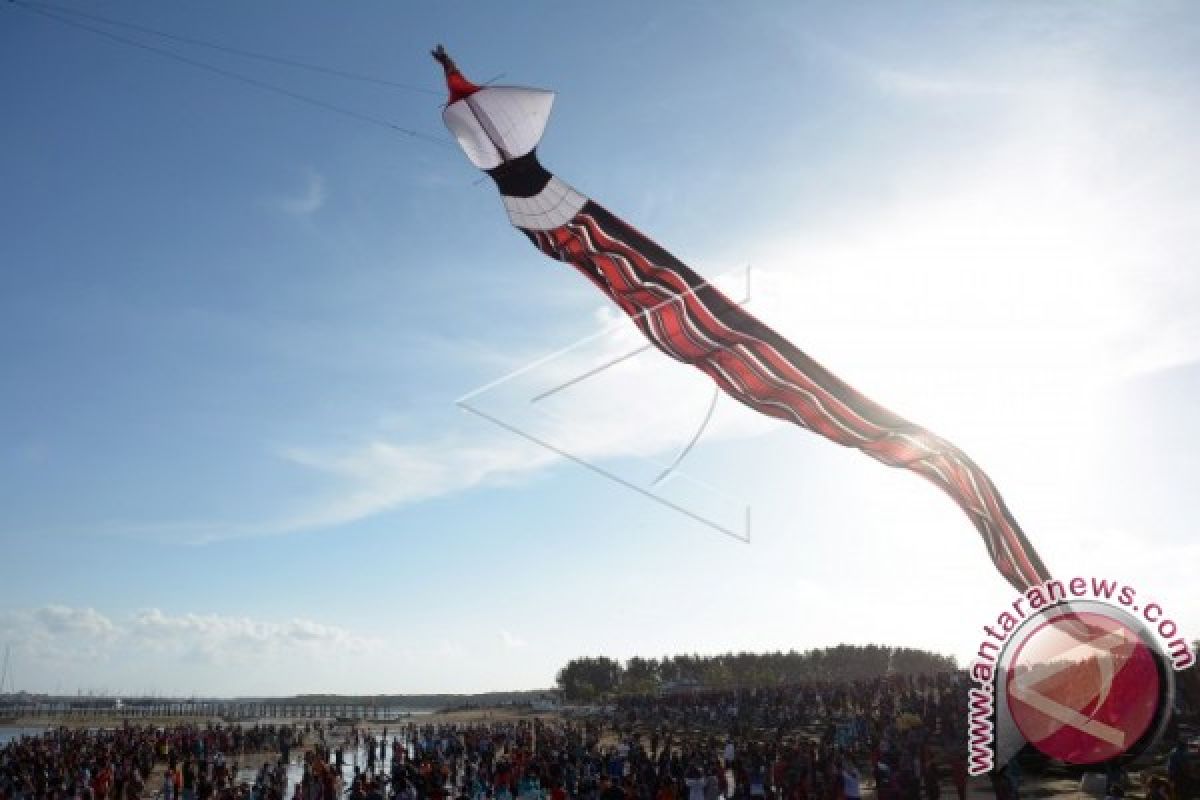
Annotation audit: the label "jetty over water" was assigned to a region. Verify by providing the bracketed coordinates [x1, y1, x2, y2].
[0, 697, 421, 721]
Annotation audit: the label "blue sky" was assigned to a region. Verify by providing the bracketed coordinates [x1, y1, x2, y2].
[1, 1, 1198, 696]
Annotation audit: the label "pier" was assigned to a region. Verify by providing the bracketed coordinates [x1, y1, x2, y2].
[0, 699, 419, 722]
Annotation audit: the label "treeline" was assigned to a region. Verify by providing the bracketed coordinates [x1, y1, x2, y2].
[556, 645, 956, 701]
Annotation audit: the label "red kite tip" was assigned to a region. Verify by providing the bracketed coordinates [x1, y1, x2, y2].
[431, 44, 480, 103]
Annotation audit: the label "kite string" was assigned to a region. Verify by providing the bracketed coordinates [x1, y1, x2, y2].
[15, 0, 442, 97]
[8, 1, 453, 148]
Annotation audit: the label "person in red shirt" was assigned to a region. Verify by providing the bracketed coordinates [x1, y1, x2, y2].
[91, 765, 112, 800]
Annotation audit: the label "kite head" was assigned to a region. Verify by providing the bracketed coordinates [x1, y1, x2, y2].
[433, 46, 556, 171]
[432, 44, 481, 104]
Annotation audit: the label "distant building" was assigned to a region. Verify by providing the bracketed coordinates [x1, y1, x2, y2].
[531, 691, 563, 711]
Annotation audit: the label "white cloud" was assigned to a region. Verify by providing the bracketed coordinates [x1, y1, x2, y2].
[276, 436, 553, 527]
[275, 169, 325, 216]
[33, 605, 115, 638]
[0, 605, 379, 681]
[798, 33, 1017, 100]
[110, 277, 773, 544]
[267, 273, 771, 533]
[0, 604, 496, 694]
[871, 66, 1014, 98]
[499, 630, 527, 650]
[0, 606, 119, 670]
[130, 608, 379, 657]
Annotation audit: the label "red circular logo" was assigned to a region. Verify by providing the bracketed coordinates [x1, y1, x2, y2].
[1005, 610, 1161, 764]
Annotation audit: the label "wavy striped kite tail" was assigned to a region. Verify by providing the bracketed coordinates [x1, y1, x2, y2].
[912, 438, 1052, 593]
[529, 201, 1053, 595]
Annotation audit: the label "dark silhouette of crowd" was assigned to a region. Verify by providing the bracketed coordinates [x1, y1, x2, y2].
[0, 723, 302, 800]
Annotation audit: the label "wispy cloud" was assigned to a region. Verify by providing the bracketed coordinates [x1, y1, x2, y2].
[795, 32, 1018, 100]
[33, 605, 116, 638]
[0, 605, 380, 672]
[870, 67, 1013, 98]
[499, 630, 527, 650]
[109, 282, 773, 544]
[129, 608, 380, 660]
[103, 434, 559, 544]
[274, 169, 326, 216]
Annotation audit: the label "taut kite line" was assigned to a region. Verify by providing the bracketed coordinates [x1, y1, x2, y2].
[432, 46, 1051, 593]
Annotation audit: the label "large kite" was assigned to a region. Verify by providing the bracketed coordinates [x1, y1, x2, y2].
[433, 46, 1051, 594]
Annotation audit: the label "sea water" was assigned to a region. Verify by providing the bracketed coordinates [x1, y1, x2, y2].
[0, 726, 49, 746]
[234, 725, 426, 797]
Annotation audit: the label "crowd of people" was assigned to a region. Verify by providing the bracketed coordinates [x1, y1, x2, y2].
[0, 722, 302, 800]
[605, 675, 969, 800]
[212, 677, 980, 800]
[0, 676, 1194, 800]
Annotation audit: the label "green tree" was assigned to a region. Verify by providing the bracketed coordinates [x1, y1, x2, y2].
[622, 657, 661, 694]
[556, 645, 958, 696]
[556, 657, 623, 701]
